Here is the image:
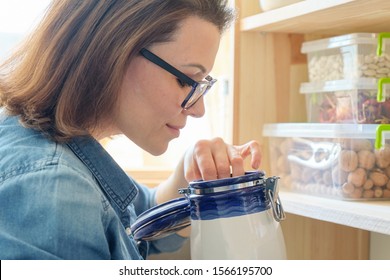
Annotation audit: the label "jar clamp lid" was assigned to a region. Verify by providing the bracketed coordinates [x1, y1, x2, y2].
[131, 171, 285, 241]
[178, 170, 267, 195]
[179, 171, 285, 222]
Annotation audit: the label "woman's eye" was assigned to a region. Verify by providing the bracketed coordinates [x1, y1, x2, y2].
[176, 78, 189, 88]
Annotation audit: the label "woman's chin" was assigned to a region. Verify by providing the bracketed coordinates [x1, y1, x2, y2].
[146, 144, 169, 156]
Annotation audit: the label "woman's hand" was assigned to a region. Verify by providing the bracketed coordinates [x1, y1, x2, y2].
[155, 138, 262, 237]
[156, 138, 261, 204]
[183, 138, 262, 182]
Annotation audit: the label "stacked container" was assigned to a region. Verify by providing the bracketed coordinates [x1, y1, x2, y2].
[300, 79, 390, 124]
[264, 32, 390, 200]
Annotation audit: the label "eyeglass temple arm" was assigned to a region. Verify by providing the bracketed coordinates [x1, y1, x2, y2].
[140, 48, 197, 86]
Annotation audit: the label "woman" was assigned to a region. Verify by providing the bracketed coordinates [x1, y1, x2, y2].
[0, 0, 261, 259]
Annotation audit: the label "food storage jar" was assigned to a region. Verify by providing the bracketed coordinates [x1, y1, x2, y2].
[300, 78, 390, 123]
[263, 123, 390, 200]
[131, 171, 287, 260]
[301, 33, 390, 82]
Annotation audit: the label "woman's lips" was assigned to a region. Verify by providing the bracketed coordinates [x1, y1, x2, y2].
[166, 124, 184, 138]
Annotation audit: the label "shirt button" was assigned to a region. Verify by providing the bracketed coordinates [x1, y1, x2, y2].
[125, 227, 132, 236]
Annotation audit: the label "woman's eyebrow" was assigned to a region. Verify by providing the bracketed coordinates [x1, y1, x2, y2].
[182, 63, 207, 74]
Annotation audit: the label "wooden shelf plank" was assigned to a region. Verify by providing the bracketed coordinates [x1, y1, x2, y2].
[280, 191, 390, 235]
[241, 0, 390, 34]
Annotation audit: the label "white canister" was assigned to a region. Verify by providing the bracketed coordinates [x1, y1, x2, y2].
[131, 171, 286, 260]
[179, 171, 286, 260]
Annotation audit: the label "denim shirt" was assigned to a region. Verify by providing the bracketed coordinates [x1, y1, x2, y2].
[0, 111, 186, 259]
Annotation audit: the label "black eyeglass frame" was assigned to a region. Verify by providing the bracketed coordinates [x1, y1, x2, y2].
[140, 48, 216, 109]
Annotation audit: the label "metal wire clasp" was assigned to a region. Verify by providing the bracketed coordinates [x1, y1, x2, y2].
[267, 189, 286, 222]
[265, 176, 286, 222]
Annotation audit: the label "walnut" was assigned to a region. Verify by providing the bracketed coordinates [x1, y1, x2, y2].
[358, 150, 375, 170]
[363, 189, 374, 198]
[369, 171, 389, 187]
[339, 150, 358, 172]
[350, 187, 363, 199]
[385, 166, 390, 178]
[383, 189, 390, 198]
[363, 178, 374, 190]
[339, 139, 349, 150]
[347, 167, 367, 188]
[342, 182, 355, 195]
[373, 187, 384, 198]
[332, 166, 348, 186]
[375, 147, 390, 169]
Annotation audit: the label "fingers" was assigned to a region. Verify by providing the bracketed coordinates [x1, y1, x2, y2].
[228, 140, 261, 177]
[227, 144, 245, 177]
[211, 138, 231, 179]
[238, 140, 262, 170]
[193, 139, 218, 181]
[193, 138, 230, 181]
[184, 138, 262, 182]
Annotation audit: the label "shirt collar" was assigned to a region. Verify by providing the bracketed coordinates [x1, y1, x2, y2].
[67, 136, 138, 212]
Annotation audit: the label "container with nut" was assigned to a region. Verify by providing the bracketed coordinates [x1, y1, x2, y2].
[302, 33, 390, 82]
[263, 123, 390, 200]
[300, 78, 390, 124]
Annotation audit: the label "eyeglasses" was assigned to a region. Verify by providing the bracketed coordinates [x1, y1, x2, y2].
[140, 48, 217, 109]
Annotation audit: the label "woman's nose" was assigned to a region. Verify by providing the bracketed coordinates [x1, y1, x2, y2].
[184, 96, 206, 118]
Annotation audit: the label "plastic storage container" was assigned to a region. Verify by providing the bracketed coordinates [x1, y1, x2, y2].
[301, 33, 390, 82]
[263, 123, 390, 200]
[259, 0, 303, 11]
[300, 78, 390, 123]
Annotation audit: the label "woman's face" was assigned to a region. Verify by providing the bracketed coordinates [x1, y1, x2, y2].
[110, 16, 221, 155]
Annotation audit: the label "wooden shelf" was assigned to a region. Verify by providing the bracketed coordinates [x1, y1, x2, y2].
[234, 0, 390, 258]
[280, 191, 390, 235]
[241, 0, 390, 34]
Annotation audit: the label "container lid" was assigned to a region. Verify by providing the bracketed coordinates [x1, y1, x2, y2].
[300, 78, 380, 93]
[180, 170, 266, 195]
[130, 197, 191, 241]
[301, 33, 381, 53]
[262, 123, 390, 139]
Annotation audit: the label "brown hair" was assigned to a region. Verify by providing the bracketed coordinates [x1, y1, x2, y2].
[0, 0, 235, 142]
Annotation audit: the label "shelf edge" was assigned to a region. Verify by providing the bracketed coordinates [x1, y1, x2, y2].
[279, 191, 390, 235]
[240, 0, 357, 32]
